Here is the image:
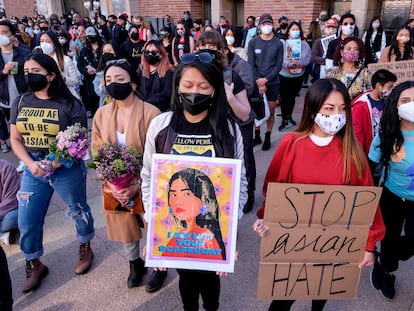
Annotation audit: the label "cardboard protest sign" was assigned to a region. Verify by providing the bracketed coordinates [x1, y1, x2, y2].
[145, 154, 242, 273]
[368, 59, 414, 83]
[257, 183, 382, 300]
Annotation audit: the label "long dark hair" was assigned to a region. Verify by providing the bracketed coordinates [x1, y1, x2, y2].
[387, 26, 413, 61]
[40, 31, 65, 71]
[379, 81, 414, 167]
[364, 17, 384, 64]
[173, 23, 193, 59]
[25, 53, 74, 100]
[296, 78, 366, 182]
[168, 168, 226, 260]
[171, 60, 235, 158]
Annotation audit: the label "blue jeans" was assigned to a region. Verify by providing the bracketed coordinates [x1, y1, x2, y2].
[18, 159, 94, 260]
[0, 209, 18, 233]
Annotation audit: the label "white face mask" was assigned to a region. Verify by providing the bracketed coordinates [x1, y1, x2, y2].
[58, 38, 66, 45]
[261, 25, 273, 35]
[33, 29, 41, 35]
[398, 101, 414, 122]
[290, 30, 300, 39]
[314, 113, 347, 135]
[399, 36, 410, 44]
[372, 22, 380, 29]
[225, 36, 235, 46]
[341, 24, 355, 36]
[0, 34, 10, 46]
[40, 42, 54, 55]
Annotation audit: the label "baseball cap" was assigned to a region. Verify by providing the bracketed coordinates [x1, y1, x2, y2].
[85, 26, 97, 36]
[325, 18, 337, 28]
[259, 13, 273, 24]
[278, 15, 288, 23]
[118, 14, 128, 21]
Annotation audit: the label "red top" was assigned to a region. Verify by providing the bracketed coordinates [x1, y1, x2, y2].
[257, 133, 385, 251]
[352, 91, 374, 155]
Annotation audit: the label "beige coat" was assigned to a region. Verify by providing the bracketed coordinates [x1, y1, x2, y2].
[91, 97, 160, 242]
[379, 45, 414, 62]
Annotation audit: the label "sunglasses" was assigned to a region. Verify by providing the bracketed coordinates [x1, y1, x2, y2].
[180, 52, 213, 64]
[343, 22, 355, 26]
[144, 51, 160, 57]
[106, 58, 128, 66]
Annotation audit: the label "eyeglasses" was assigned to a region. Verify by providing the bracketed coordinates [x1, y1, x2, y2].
[180, 52, 213, 64]
[106, 58, 128, 66]
[343, 22, 355, 26]
[144, 51, 160, 57]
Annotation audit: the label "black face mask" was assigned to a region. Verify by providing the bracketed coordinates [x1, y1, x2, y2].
[144, 53, 160, 65]
[198, 48, 218, 59]
[106, 82, 133, 100]
[25, 73, 49, 91]
[280, 23, 288, 30]
[179, 92, 213, 115]
[109, 22, 116, 28]
[87, 36, 97, 43]
[102, 53, 116, 62]
[130, 32, 139, 41]
[40, 26, 49, 32]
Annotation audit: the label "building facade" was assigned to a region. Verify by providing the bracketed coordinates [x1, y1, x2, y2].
[3, 0, 414, 36]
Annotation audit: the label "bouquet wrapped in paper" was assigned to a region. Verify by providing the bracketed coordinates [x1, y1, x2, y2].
[46, 123, 89, 174]
[92, 143, 143, 190]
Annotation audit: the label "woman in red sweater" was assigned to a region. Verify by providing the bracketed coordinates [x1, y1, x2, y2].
[253, 78, 385, 311]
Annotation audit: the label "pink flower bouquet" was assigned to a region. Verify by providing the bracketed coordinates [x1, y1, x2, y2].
[92, 143, 143, 190]
[47, 122, 89, 169]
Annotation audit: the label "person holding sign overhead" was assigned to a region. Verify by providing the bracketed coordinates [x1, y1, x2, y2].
[141, 52, 247, 310]
[253, 78, 385, 311]
[368, 81, 414, 300]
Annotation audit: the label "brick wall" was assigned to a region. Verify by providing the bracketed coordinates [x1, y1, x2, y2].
[3, 0, 35, 19]
[244, 0, 324, 31]
[135, 0, 204, 25]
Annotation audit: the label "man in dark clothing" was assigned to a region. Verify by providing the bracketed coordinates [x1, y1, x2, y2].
[111, 14, 128, 54]
[182, 11, 193, 31]
[98, 15, 111, 41]
[120, 25, 145, 71]
[275, 15, 289, 40]
[248, 14, 283, 151]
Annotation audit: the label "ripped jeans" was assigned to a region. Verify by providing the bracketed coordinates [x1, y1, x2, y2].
[18, 159, 95, 261]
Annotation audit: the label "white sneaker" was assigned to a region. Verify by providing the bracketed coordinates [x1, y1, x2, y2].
[0, 231, 10, 245]
[16, 161, 25, 173]
[1, 143, 10, 153]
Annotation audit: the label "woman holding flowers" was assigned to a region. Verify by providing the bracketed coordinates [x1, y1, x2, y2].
[91, 60, 161, 289]
[9, 53, 95, 293]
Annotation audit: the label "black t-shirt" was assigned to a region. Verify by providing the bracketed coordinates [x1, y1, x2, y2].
[120, 40, 146, 71]
[10, 93, 87, 153]
[170, 112, 215, 157]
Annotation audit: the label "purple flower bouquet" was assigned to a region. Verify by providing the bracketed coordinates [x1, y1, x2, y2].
[47, 123, 89, 169]
[93, 143, 143, 190]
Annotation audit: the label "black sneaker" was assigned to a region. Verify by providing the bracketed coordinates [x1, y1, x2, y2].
[370, 252, 384, 290]
[242, 192, 255, 213]
[380, 273, 396, 300]
[278, 120, 290, 131]
[287, 118, 296, 126]
[146, 270, 167, 293]
[262, 132, 271, 151]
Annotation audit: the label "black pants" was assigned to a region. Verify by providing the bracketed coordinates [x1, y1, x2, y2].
[239, 121, 256, 194]
[279, 74, 304, 121]
[0, 246, 13, 311]
[268, 299, 327, 311]
[0, 107, 10, 140]
[177, 269, 220, 311]
[379, 187, 414, 272]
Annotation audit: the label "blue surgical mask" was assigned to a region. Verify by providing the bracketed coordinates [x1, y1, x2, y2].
[290, 30, 300, 39]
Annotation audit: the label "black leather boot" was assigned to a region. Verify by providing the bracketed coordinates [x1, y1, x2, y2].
[127, 257, 147, 288]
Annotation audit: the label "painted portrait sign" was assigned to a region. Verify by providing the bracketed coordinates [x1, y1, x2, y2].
[257, 183, 382, 300]
[145, 154, 242, 273]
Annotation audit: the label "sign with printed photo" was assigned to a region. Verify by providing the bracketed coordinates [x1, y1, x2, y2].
[286, 39, 301, 59]
[145, 154, 242, 273]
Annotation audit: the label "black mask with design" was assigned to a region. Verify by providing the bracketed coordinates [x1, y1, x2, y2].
[25, 73, 49, 91]
[280, 23, 288, 30]
[106, 82, 133, 100]
[144, 53, 160, 65]
[179, 92, 214, 115]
